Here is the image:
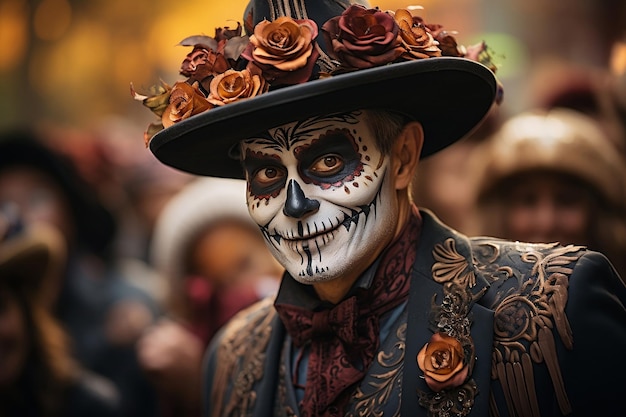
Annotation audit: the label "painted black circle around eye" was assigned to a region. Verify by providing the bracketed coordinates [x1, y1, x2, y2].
[298, 130, 362, 184]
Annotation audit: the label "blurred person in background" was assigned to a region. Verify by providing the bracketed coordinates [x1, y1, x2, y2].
[43, 119, 195, 307]
[0, 129, 159, 417]
[470, 107, 626, 279]
[410, 106, 502, 234]
[0, 208, 121, 417]
[526, 60, 626, 157]
[137, 177, 283, 417]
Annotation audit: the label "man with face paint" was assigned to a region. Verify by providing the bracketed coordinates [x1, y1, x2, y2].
[142, 1, 626, 416]
[242, 112, 409, 293]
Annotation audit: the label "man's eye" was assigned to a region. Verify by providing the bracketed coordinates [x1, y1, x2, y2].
[310, 155, 344, 176]
[252, 166, 286, 186]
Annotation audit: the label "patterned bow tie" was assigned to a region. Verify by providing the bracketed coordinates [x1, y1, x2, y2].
[276, 295, 360, 349]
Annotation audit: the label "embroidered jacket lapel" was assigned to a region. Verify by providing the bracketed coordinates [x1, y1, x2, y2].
[401, 210, 494, 417]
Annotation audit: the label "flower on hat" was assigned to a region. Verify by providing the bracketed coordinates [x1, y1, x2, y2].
[162, 81, 214, 130]
[132, 5, 499, 144]
[242, 17, 320, 85]
[321, 5, 404, 70]
[394, 8, 442, 60]
[207, 67, 267, 106]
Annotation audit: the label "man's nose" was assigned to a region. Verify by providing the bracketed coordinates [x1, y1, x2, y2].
[283, 179, 320, 218]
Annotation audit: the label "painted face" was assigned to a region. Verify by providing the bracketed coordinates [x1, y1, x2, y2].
[241, 112, 398, 284]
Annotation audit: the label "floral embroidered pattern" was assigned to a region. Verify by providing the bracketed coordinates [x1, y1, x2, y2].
[471, 240, 586, 417]
[418, 238, 484, 417]
[347, 323, 406, 417]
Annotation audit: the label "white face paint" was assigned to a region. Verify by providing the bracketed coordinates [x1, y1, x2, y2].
[241, 111, 399, 284]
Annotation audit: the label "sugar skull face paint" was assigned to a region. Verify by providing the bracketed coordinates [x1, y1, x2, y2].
[241, 111, 399, 284]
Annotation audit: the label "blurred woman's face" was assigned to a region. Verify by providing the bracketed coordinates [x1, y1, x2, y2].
[503, 173, 593, 246]
[191, 220, 283, 292]
[0, 289, 29, 387]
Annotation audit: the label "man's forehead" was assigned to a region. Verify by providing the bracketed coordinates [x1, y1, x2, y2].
[242, 111, 369, 147]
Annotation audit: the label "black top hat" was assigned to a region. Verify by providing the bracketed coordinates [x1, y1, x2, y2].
[144, 0, 500, 179]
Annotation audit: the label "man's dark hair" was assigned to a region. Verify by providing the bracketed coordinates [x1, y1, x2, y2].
[363, 109, 409, 155]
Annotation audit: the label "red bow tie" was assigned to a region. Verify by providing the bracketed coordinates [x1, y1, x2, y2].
[276, 295, 360, 349]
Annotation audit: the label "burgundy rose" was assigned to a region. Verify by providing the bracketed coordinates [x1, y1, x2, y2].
[242, 16, 319, 85]
[180, 45, 231, 84]
[425, 24, 465, 57]
[321, 4, 404, 70]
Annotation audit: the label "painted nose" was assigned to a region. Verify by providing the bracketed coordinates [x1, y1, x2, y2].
[283, 179, 320, 218]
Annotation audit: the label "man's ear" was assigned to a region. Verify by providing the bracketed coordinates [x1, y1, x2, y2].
[391, 121, 424, 190]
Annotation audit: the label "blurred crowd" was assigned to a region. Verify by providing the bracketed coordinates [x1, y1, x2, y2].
[1, 2, 626, 417]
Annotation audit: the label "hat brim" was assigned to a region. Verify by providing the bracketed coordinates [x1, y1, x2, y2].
[150, 57, 498, 179]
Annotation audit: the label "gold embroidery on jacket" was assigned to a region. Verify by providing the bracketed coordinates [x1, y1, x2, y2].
[433, 238, 477, 288]
[210, 297, 276, 417]
[474, 241, 585, 417]
[276, 353, 296, 417]
[348, 323, 406, 417]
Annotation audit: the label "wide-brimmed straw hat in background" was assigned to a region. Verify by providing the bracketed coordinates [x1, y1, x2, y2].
[135, 0, 501, 178]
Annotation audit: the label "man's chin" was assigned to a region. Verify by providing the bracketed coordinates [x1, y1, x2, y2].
[289, 268, 338, 285]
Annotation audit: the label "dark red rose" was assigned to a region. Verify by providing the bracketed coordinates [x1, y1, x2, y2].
[425, 24, 465, 57]
[321, 4, 404, 70]
[180, 45, 231, 83]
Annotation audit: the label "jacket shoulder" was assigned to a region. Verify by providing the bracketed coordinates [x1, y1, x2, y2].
[469, 237, 588, 288]
[469, 238, 589, 416]
[203, 296, 278, 417]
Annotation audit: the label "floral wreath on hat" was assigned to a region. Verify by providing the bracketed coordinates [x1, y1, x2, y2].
[132, 4, 499, 146]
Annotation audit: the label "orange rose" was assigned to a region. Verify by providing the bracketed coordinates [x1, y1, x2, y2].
[242, 16, 319, 85]
[162, 81, 213, 128]
[207, 68, 267, 106]
[394, 9, 441, 59]
[417, 332, 469, 391]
